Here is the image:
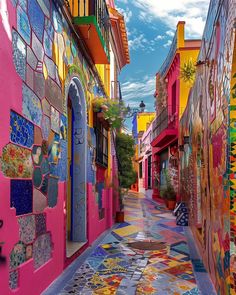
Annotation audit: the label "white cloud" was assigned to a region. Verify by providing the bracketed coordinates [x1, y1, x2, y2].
[164, 40, 172, 47]
[155, 35, 165, 40]
[166, 30, 175, 37]
[117, 0, 128, 3]
[117, 7, 132, 23]
[121, 76, 156, 102]
[132, 0, 210, 38]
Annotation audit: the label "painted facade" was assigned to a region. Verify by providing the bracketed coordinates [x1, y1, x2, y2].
[179, 0, 236, 294]
[151, 22, 201, 202]
[0, 0, 129, 294]
[138, 121, 153, 197]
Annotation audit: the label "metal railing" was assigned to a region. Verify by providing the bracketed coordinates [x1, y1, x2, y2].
[152, 106, 177, 141]
[69, 0, 110, 56]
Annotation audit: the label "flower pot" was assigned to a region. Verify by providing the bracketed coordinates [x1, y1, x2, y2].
[168, 200, 176, 211]
[116, 211, 124, 223]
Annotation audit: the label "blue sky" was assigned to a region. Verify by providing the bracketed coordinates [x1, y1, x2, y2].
[116, 0, 210, 129]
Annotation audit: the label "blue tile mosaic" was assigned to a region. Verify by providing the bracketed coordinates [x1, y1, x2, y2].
[45, 18, 54, 41]
[43, 30, 52, 57]
[10, 110, 34, 148]
[9, 270, 18, 290]
[34, 72, 45, 99]
[33, 167, 43, 188]
[17, 5, 31, 44]
[37, 0, 50, 18]
[11, 180, 33, 215]
[10, 241, 26, 269]
[87, 127, 96, 184]
[22, 83, 43, 126]
[12, 30, 26, 81]
[33, 233, 52, 269]
[19, 0, 27, 10]
[41, 158, 50, 175]
[57, 140, 67, 181]
[48, 176, 58, 208]
[60, 115, 67, 140]
[42, 115, 50, 140]
[52, 3, 63, 33]
[40, 174, 49, 194]
[28, 0, 45, 41]
[32, 32, 44, 62]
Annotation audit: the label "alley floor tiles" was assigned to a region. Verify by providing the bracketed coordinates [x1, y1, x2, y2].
[47, 193, 216, 295]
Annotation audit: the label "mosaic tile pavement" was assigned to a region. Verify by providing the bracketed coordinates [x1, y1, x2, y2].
[45, 193, 216, 295]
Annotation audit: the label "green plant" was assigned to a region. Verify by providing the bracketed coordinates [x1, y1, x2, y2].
[156, 74, 167, 113]
[180, 59, 196, 84]
[92, 98, 126, 129]
[116, 133, 137, 209]
[160, 170, 176, 201]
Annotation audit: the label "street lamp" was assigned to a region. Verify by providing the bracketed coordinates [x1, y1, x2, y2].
[125, 100, 146, 118]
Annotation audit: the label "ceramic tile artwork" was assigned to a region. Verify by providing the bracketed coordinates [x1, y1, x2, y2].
[27, 46, 38, 70]
[57, 140, 67, 181]
[40, 174, 49, 195]
[46, 78, 63, 112]
[33, 233, 52, 269]
[44, 55, 56, 80]
[10, 110, 34, 148]
[9, 270, 18, 290]
[10, 241, 26, 269]
[45, 18, 54, 41]
[35, 213, 46, 236]
[48, 140, 60, 164]
[42, 115, 50, 140]
[17, 5, 31, 44]
[1, 143, 33, 178]
[60, 115, 67, 140]
[22, 83, 43, 126]
[32, 32, 44, 62]
[42, 98, 51, 117]
[26, 244, 33, 260]
[19, 0, 27, 10]
[34, 72, 45, 99]
[32, 145, 43, 166]
[11, 180, 33, 215]
[44, 30, 52, 57]
[51, 107, 60, 134]
[41, 157, 50, 175]
[33, 167, 43, 188]
[28, 0, 45, 41]
[12, 29, 26, 81]
[26, 64, 34, 89]
[37, 0, 50, 18]
[18, 215, 36, 244]
[56, 193, 216, 295]
[48, 176, 58, 208]
[34, 125, 43, 145]
[33, 188, 47, 213]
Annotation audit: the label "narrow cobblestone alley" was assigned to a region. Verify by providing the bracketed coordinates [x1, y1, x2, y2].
[43, 193, 216, 295]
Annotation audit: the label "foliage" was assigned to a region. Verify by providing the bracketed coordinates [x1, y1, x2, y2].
[92, 98, 126, 129]
[116, 133, 137, 191]
[156, 74, 167, 114]
[160, 170, 176, 201]
[180, 59, 196, 84]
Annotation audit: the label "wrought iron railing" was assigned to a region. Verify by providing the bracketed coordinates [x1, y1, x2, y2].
[152, 106, 177, 141]
[68, 0, 110, 56]
[95, 126, 108, 167]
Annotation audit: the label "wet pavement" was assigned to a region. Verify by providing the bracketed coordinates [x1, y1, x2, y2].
[44, 193, 216, 295]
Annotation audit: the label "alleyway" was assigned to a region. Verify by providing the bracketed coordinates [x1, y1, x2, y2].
[43, 193, 216, 295]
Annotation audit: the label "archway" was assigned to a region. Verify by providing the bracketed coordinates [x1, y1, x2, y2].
[66, 77, 87, 257]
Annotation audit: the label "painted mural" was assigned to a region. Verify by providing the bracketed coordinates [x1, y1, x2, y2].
[179, 0, 236, 294]
[0, 0, 109, 293]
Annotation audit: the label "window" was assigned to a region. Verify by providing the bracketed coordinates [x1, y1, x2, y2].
[139, 162, 143, 178]
[95, 120, 108, 167]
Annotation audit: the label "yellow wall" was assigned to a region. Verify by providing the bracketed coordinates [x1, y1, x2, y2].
[179, 49, 200, 118]
[137, 113, 155, 133]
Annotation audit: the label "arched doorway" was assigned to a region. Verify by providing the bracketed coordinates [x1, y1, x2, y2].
[66, 78, 87, 257]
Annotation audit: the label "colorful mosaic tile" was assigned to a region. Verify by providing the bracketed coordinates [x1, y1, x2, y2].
[35, 213, 46, 236]
[32, 32, 44, 62]
[17, 5, 31, 44]
[42, 115, 50, 140]
[42, 98, 51, 117]
[45, 18, 54, 41]
[34, 71, 45, 99]
[40, 174, 49, 195]
[46, 78, 63, 112]
[33, 233, 52, 269]
[27, 46, 38, 70]
[44, 30, 52, 57]
[18, 215, 36, 244]
[26, 244, 33, 260]
[11, 180, 33, 215]
[33, 167, 43, 188]
[48, 176, 58, 208]
[41, 157, 50, 175]
[1, 143, 33, 178]
[33, 188, 47, 213]
[32, 145, 43, 166]
[28, 0, 44, 41]
[51, 106, 60, 134]
[9, 270, 18, 290]
[10, 241, 26, 269]
[26, 64, 34, 89]
[34, 125, 43, 145]
[12, 29, 26, 81]
[57, 140, 67, 181]
[10, 110, 34, 148]
[38, 0, 50, 18]
[48, 138, 60, 164]
[22, 83, 43, 126]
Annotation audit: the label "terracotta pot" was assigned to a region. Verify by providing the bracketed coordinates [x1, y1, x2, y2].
[116, 211, 124, 223]
[168, 200, 176, 211]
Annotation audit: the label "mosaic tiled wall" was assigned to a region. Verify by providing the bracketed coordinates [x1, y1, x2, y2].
[179, 0, 236, 293]
[0, 0, 107, 291]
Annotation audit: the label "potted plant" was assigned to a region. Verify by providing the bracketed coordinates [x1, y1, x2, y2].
[160, 171, 177, 210]
[180, 59, 196, 85]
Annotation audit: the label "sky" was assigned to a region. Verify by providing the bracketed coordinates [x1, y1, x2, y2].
[116, 0, 211, 129]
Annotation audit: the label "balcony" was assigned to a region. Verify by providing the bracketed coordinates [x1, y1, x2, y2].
[68, 0, 110, 64]
[151, 107, 178, 148]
